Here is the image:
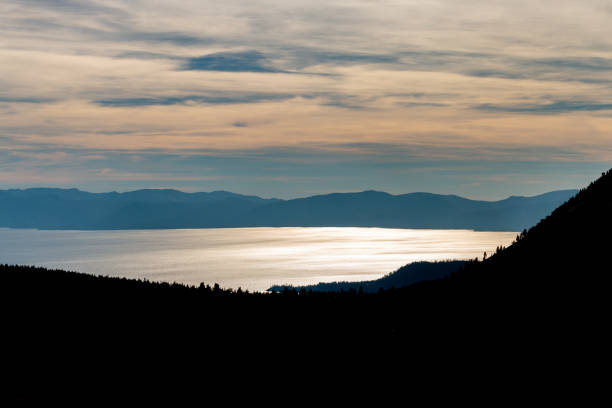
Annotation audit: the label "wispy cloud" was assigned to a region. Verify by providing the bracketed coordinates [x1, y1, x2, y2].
[10, 151, 69, 161]
[475, 101, 612, 114]
[95, 93, 297, 107]
[0, 97, 56, 104]
[183, 51, 283, 72]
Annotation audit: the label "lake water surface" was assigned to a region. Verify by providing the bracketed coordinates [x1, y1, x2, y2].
[0, 227, 517, 291]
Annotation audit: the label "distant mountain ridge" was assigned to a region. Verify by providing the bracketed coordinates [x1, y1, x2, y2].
[0, 187, 577, 231]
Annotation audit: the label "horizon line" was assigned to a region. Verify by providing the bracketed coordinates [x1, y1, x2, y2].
[0, 186, 580, 203]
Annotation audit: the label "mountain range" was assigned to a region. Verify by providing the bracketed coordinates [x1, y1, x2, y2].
[0, 187, 577, 231]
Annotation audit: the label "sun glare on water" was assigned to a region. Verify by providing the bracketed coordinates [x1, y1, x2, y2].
[0, 227, 517, 291]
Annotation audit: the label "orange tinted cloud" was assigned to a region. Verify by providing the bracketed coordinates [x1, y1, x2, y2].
[1, 0, 612, 195]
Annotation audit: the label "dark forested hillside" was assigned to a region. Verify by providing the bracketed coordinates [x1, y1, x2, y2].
[443, 168, 612, 301]
[0, 187, 575, 230]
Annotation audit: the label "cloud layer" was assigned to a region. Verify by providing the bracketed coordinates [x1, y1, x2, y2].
[1, 0, 611, 197]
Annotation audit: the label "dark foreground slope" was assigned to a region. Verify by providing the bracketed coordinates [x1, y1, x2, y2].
[443, 168, 612, 301]
[3, 264, 440, 343]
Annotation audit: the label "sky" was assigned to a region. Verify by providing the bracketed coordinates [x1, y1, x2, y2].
[1, 0, 611, 199]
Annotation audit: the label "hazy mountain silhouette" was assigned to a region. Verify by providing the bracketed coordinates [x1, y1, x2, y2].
[0, 187, 576, 230]
[0, 188, 279, 229]
[237, 189, 577, 231]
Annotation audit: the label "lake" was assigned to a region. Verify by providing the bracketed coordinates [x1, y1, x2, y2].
[0, 227, 517, 291]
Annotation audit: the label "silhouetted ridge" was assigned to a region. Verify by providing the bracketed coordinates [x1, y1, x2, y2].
[424, 168, 612, 307]
[269, 260, 466, 293]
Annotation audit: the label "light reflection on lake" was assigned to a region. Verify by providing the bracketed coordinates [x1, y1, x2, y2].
[0, 227, 517, 291]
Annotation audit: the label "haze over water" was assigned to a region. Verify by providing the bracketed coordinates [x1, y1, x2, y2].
[0, 227, 516, 291]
